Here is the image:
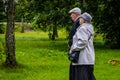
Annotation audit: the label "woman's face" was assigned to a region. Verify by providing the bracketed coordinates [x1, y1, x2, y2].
[79, 18, 85, 25]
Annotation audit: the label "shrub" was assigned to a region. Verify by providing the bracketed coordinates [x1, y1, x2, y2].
[0, 24, 6, 34]
[0, 40, 5, 62]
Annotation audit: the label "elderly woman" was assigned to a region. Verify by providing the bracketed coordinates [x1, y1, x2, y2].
[69, 12, 96, 80]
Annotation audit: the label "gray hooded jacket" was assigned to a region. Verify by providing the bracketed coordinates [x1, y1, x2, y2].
[71, 23, 95, 65]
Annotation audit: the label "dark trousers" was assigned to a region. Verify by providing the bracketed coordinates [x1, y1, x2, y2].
[69, 63, 96, 80]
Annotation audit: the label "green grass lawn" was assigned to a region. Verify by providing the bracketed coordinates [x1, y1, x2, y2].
[0, 32, 120, 80]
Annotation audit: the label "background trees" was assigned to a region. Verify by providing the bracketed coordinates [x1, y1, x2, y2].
[29, 0, 73, 40]
[81, 0, 120, 48]
[95, 0, 120, 48]
[0, 0, 120, 65]
[1, 0, 119, 47]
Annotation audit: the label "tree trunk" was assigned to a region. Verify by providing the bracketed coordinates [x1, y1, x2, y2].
[5, 0, 17, 67]
[21, 14, 24, 33]
[52, 23, 58, 40]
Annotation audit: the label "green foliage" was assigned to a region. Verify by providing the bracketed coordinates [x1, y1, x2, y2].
[0, 0, 6, 33]
[0, 0, 6, 22]
[94, 0, 120, 48]
[31, 0, 76, 26]
[15, 0, 34, 22]
[0, 24, 4, 34]
[0, 23, 6, 34]
[30, 13, 48, 31]
[0, 39, 5, 62]
[29, 0, 82, 40]
[0, 41, 3, 61]
[74, 0, 120, 48]
[15, 0, 120, 47]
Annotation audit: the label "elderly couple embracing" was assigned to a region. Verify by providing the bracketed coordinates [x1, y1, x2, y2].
[68, 7, 96, 80]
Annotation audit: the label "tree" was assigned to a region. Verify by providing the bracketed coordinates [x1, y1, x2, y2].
[14, 0, 120, 48]
[31, 0, 76, 40]
[15, 0, 34, 32]
[74, 0, 120, 48]
[5, 0, 17, 67]
[94, 0, 120, 48]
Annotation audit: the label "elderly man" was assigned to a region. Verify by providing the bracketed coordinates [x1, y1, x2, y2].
[68, 7, 81, 80]
[68, 7, 81, 48]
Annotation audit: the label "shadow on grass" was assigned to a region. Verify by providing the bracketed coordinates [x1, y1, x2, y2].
[94, 41, 110, 50]
[0, 62, 27, 73]
[16, 38, 111, 53]
[16, 38, 68, 52]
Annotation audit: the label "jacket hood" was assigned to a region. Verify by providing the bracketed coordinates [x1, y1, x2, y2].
[82, 23, 94, 35]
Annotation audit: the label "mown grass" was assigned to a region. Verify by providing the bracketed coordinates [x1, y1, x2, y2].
[0, 32, 120, 80]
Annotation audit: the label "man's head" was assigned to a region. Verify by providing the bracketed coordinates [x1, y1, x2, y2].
[69, 7, 81, 22]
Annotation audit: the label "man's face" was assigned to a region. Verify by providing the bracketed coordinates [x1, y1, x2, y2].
[70, 13, 77, 22]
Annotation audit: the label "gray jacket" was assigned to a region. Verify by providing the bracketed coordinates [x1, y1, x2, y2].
[71, 23, 95, 65]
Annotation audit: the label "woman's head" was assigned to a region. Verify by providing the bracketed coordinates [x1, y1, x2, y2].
[79, 12, 92, 25]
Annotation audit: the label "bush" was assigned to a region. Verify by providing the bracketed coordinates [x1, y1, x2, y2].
[0, 40, 5, 62]
[0, 24, 6, 34]
[15, 22, 34, 32]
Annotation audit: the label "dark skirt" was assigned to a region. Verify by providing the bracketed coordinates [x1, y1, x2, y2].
[69, 63, 96, 80]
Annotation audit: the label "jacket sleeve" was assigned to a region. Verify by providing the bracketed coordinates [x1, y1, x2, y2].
[71, 27, 89, 51]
